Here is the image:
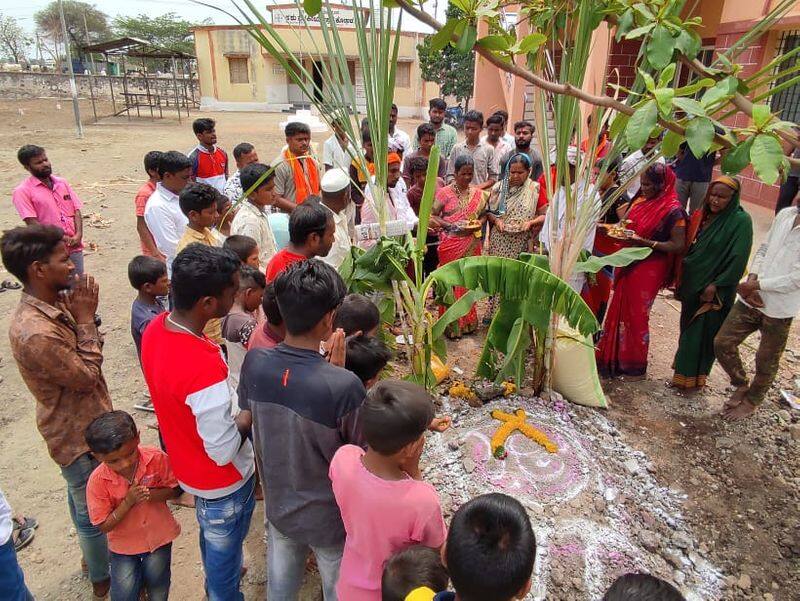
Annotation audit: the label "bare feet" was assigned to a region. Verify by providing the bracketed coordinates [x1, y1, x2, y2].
[724, 386, 749, 410]
[723, 399, 758, 420]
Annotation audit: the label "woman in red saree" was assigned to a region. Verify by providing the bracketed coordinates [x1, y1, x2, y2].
[596, 163, 687, 378]
[430, 155, 487, 337]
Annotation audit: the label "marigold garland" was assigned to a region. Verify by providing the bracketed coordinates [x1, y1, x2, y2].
[448, 381, 477, 403]
[490, 408, 558, 459]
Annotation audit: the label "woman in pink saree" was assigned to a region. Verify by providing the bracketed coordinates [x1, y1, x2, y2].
[429, 155, 487, 337]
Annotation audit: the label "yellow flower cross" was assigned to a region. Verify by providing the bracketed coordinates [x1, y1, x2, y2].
[490, 409, 558, 459]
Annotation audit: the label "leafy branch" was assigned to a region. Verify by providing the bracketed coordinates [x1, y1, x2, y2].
[394, 0, 800, 181]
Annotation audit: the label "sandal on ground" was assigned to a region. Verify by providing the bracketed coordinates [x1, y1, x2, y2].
[13, 527, 35, 552]
[133, 399, 155, 412]
[12, 515, 38, 532]
[1, 279, 21, 291]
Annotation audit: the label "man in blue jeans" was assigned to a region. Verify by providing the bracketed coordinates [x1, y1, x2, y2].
[0, 488, 34, 601]
[141, 243, 255, 600]
[2, 225, 112, 596]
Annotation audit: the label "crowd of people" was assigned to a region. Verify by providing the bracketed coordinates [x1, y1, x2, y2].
[0, 96, 798, 601]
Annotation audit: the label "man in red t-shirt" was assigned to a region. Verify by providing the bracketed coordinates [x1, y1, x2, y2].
[135, 151, 165, 260]
[141, 243, 253, 600]
[265, 198, 335, 283]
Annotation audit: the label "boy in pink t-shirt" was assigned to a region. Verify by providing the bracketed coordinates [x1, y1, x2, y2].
[85, 411, 181, 601]
[135, 151, 165, 259]
[330, 380, 448, 601]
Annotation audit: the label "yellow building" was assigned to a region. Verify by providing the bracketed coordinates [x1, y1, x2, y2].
[192, 3, 437, 117]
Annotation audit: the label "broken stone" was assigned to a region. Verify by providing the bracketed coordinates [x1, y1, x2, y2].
[462, 458, 476, 474]
[638, 530, 660, 552]
[448, 440, 460, 451]
[715, 436, 735, 450]
[672, 531, 692, 550]
[777, 409, 792, 423]
[624, 458, 639, 475]
[663, 550, 683, 569]
[737, 574, 752, 590]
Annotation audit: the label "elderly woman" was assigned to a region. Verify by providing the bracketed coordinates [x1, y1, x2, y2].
[672, 177, 753, 390]
[597, 163, 687, 379]
[429, 154, 487, 336]
[483, 153, 544, 320]
[486, 153, 545, 257]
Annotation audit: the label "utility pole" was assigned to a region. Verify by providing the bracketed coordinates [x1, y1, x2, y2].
[82, 10, 96, 74]
[35, 33, 44, 69]
[59, 0, 83, 138]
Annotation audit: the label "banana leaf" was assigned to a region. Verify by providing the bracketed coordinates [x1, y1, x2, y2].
[426, 256, 598, 337]
[573, 247, 653, 274]
[350, 238, 411, 292]
[430, 289, 490, 341]
[497, 317, 532, 385]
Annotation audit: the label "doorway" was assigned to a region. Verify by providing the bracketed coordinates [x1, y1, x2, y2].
[312, 60, 324, 102]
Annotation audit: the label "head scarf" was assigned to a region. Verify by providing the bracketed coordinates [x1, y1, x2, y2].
[680, 176, 753, 296]
[627, 163, 680, 239]
[491, 152, 532, 215]
[388, 152, 402, 165]
[642, 162, 672, 198]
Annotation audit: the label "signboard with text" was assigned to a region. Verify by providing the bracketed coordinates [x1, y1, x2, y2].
[270, 6, 362, 28]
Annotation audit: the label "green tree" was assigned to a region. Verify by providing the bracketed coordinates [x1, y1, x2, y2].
[34, 1, 110, 58]
[0, 13, 32, 63]
[112, 13, 202, 55]
[417, 4, 475, 108]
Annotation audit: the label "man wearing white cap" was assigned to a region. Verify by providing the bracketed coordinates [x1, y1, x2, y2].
[319, 168, 355, 269]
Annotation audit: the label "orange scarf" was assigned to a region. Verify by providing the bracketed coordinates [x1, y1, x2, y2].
[352, 158, 376, 184]
[284, 149, 320, 204]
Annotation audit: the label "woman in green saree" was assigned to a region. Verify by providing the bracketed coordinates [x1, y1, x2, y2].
[672, 176, 753, 390]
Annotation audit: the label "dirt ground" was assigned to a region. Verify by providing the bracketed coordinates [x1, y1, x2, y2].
[0, 98, 797, 600]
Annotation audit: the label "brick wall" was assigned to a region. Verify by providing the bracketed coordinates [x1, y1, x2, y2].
[0, 71, 198, 106]
[607, 39, 641, 94]
[714, 33, 781, 210]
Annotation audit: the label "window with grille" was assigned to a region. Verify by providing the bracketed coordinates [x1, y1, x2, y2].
[396, 62, 411, 88]
[771, 30, 800, 123]
[674, 46, 715, 93]
[228, 57, 249, 84]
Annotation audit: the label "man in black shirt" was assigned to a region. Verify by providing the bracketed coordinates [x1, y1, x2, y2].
[238, 260, 365, 600]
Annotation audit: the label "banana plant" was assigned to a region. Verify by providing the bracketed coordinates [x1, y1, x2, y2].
[475, 248, 651, 389]
[336, 146, 601, 390]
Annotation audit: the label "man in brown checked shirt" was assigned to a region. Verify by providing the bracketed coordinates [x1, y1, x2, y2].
[1, 224, 111, 597]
